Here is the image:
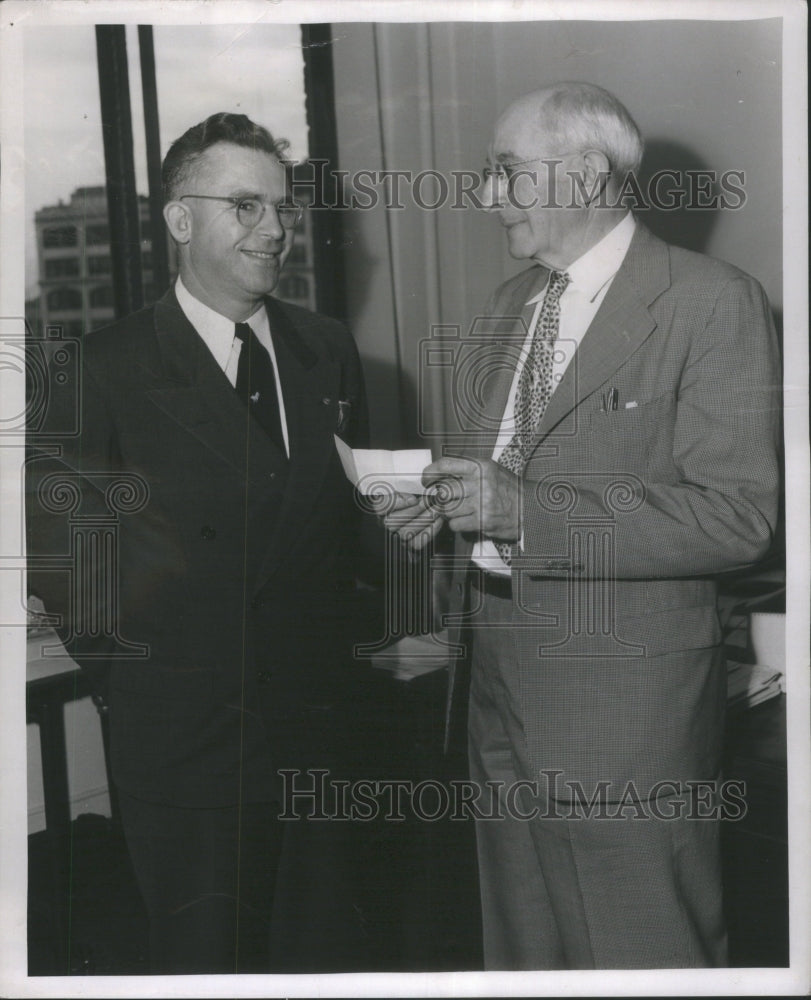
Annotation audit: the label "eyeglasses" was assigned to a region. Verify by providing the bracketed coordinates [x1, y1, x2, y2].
[179, 195, 303, 229]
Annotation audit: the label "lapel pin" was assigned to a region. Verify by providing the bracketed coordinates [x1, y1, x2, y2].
[337, 399, 352, 432]
[250, 391, 260, 403]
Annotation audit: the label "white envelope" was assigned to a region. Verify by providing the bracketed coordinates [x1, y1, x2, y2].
[334, 435, 432, 495]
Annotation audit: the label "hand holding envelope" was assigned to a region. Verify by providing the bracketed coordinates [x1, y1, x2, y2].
[334, 438, 522, 551]
[397, 457, 521, 550]
[334, 436, 444, 547]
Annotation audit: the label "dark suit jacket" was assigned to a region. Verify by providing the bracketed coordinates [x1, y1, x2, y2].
[27, 287, 369, 807]
[445, 223, 781, 800]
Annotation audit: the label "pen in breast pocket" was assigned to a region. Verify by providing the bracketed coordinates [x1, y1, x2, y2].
[602, 387, 619, 411]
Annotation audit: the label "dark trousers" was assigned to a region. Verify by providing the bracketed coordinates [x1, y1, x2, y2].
[118, 792, 283, 974]
[119, 785, 372, 974]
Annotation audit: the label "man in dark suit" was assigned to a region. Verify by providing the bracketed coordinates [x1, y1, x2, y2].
[387, 83, 781, 968]
[27, 113, 369, 973]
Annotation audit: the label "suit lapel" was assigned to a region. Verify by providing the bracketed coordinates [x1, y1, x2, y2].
[255, 297, 342, 584]
[534, 223, 671, 440]
[146, 289, 288, 486]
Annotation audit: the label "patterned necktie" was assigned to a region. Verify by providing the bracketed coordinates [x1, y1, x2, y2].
[234, 322, 285, 452]
[495, 269, 571, 565]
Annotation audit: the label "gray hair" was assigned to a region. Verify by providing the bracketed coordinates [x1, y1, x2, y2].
[539, 82, 644, 177]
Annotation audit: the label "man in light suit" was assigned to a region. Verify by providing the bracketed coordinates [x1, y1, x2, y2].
[388, 83, 781, 968]
[27, 113, 369, 973]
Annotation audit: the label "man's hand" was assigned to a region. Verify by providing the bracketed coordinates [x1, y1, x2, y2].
[423, 457, 521, 540]
[381, 492, 444, 551]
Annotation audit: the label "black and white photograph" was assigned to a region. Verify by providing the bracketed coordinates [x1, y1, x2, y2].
[0, 0, 808, 996]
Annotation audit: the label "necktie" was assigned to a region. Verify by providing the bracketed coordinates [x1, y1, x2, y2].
[495, 270, 571, 566]
[234, 322, 285, 452]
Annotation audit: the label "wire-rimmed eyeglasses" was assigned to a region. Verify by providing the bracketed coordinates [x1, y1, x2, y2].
[179, 195, 303, 230]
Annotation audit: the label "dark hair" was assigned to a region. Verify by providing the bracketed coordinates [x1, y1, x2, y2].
[161, 112, 290, 203]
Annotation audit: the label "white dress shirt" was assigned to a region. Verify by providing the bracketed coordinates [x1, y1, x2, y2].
[174, 276, 290, 456]
[473, 211, 636, 575]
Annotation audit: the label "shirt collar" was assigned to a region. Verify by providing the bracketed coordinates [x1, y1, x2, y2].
[527, 212, 636, 305]
[174, 276, 267, 370]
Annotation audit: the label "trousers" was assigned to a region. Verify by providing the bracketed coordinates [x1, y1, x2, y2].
[468, 584, 727, 969]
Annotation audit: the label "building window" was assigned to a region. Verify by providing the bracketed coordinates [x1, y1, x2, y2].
[88, 256, 112, 275]
[86, 224, 110, 245]
[89, 286, 114, 308]
[43, 226, 78, 248]
[277, 275, 309, 300]
[44, 257, 80, 278]
[47, 287, 82, 311]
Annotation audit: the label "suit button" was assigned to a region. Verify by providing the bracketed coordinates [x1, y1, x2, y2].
[250, 597, 265, 610]
[200, 525, 216, 540]
[256, 670, 272, 683]
[322, 396, 331, 405]
[269, 472, 276, 479]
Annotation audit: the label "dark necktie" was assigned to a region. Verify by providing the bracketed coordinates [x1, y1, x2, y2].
[234, 322, 285, 452]
[495, 269, 571, 565]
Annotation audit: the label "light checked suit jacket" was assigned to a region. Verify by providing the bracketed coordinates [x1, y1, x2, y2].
[444, 222, 781, 801]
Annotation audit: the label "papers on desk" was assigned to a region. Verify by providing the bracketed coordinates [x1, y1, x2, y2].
[727, 660, 784, 711]
[334, 435, 432, 496]
[371, 632, 451, 682]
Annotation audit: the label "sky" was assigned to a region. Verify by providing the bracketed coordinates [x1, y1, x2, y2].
[22, 23, 309, 297]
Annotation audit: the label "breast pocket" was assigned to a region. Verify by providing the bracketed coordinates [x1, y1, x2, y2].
[588, 391, 676, 472]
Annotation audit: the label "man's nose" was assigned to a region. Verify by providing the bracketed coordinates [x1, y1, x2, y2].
[255, 206, 286, 239]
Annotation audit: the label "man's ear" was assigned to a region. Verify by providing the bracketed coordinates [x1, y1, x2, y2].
[579, 149, 612, 205]
[163, 201, 191, 244]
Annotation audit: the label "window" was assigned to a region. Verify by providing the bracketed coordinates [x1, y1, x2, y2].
[86, 224, 110, 246]
[88, 256, 112, 275]
[44, 257, 80, 278]
[47, 287, 82, 311]
[43, 226, 78, 248]
[89, 286, 114, 308]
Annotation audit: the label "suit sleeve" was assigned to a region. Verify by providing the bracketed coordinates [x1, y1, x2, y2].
[519, 274, 782, 579]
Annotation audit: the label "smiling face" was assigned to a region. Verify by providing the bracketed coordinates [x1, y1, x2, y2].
[166, 142, 292, 321]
